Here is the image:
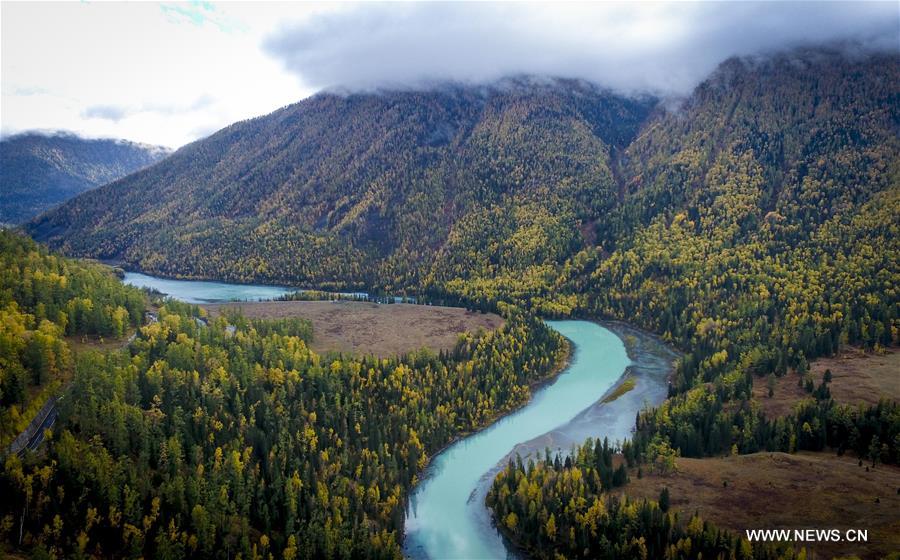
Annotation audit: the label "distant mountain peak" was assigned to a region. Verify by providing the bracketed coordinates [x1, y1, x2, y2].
[1, 132, 171, 225]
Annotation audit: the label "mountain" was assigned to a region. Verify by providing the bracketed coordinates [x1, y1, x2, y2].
[27, 79, 655, 290]
[565, 48, 899, 376]
[0, 132, 170, 224]
[27, 51, 899, 301]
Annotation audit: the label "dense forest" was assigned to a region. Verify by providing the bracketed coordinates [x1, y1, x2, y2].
[0, 234, 567, 558]
[0, 133, 169, 225]
[0, 231, 145, 447]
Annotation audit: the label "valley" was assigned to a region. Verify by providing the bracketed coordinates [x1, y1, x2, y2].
[405, 320, 635, 559]
[0, 133, 170, 225]
[0, 232, 571, 558]
[2, 38, 898, 560]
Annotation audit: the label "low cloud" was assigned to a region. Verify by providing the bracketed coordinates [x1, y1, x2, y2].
[83, 104, 131, 122]
[264, 2, 899, 95]
[82, 95, 215, 122]
[146, 94, 216, 116]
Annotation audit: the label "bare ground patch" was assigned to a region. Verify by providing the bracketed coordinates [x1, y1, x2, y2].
[617, 452, 900, 559]
[203, 301, 504, 356]
[65, 332, 135, 355]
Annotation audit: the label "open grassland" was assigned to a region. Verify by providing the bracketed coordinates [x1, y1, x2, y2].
[751, 373, 811, 418]
[618, 452, 900, 560]
[632, 347, 900, 559]
[810, 347, 900, 407]
[752, 347, 900, 418]
[203, 300, 504, 356]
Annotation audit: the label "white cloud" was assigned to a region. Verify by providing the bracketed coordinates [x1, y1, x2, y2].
[2, 2, 897, 148]
[264, 2, 899, 95]
[1, 2, 331, 148]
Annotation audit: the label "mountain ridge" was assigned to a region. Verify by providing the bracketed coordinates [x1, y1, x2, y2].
[1, 132, 171, 224]
[26, 49, 900, 297]
[28, 78, 656, 289]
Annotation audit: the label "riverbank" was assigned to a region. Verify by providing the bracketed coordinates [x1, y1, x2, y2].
[404, 335, 572, 497]
[404, 320, 674, 560]
[485, 320, 679, 559]
[503, 320, 679, 460]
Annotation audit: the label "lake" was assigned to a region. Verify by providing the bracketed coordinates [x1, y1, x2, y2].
[122, 272, 297, 304]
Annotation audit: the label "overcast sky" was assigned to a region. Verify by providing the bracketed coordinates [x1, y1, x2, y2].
[2, 1, 897, 149]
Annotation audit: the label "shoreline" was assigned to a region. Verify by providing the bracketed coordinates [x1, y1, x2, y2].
[403, 318, 678, 560]
[114, 267, 298, 292]
[491, 319, 679, 465]
[97, 259, 304, 290]
[485, 319, 680, 560]
[399, 334, 572, 544]
[101, 262, 409, 296]
[600, 319, 682, 386]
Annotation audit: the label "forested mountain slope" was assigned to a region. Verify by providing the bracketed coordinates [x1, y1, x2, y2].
[614, 50, 898, 243]
[568, 50, 899, 376]
[484, 51, 900, 559]
[27, 79, 654, 290]
[28, 53, 898, 307]
[1, 133, 170, 224]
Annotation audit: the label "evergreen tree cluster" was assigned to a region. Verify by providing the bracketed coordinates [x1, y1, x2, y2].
[0, 231, 145, 446]
[1, 294, 566, 558]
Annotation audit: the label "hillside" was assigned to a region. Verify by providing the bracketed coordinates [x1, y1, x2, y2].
[571, 50, 899, 382]
[27, 80, 654, 290]
[0, 132, 170, 225]
[28, 53, 899, 302]
[484, 51, 900, 560]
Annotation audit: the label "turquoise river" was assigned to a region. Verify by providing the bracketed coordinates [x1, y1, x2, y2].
[118, 272, 675, 560]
